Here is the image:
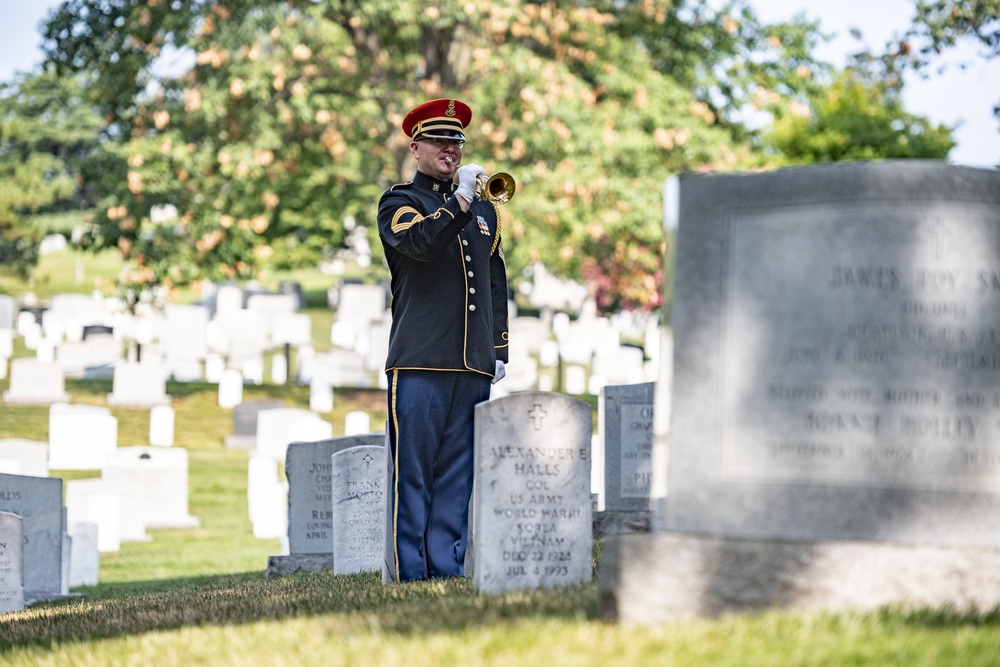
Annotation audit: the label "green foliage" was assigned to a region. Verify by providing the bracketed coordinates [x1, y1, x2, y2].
[606, 0, 834, 142]
[0, 71, 103, 279]
[0, 246, 118, 300]
[871, 1, 1000, 138]
[766, 69, 956, 163]
[41, 0, 209, 126]
[0, 223, 41, 282]
[904, 1, 1000, 64]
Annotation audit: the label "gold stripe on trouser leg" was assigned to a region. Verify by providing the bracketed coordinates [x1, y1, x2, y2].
[390, 369, 401, 583]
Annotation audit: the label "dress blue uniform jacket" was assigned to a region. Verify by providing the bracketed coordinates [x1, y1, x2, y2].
[377, 170, 509, 372]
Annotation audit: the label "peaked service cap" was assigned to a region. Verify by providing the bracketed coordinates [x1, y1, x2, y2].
[401, 98, 472, 141]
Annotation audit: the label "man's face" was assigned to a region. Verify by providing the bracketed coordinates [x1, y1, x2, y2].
[410, 134, 465, 181]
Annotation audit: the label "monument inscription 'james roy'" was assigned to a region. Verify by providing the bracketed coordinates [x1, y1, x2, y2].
[659, 161, 1000, 547]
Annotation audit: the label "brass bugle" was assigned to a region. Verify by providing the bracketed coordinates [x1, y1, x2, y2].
[476, 172, 516, 204]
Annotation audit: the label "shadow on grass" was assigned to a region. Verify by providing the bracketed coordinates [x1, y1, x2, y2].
[0, 570, 599, 651]
[891, 605, 1000, 629]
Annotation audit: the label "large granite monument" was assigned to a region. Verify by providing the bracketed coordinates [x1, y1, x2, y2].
[600, 161, 1000, 622]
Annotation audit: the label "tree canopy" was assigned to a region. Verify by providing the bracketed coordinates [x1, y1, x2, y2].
[0, 70, 103, 278]
[875, 1, 1000, 135]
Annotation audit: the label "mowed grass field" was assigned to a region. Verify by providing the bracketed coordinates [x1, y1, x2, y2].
[1, 248, 1000, 665]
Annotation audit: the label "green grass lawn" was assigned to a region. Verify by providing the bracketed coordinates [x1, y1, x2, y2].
[2, 372, 999, 665]
[1, 249, 999, 665]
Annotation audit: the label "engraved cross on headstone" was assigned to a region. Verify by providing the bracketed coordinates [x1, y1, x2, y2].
[528, 403, 548, 430]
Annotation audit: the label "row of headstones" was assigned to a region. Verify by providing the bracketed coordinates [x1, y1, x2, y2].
[0, 473, 103, 613]
[1, 288, 321, 383]
[1, 352, 376, 412]
[0, 438, 204, 614]
[323, 284, 663, 396]
[1, 285, 306, 346]
[265, 388, 656, 594]
[3, 288, 662, 397]
[0, 282, 302, 337]
[0, 433, 198, 541]
[0, 336, 654, 407]
[225, 402, 375, 456]
[65, 445, 199, 554]
[0, 353, 363, 413]
[237, 406, 375, 542]
[0, 402, 176, 476]
[0, 325, 120, 381]
[0, 387, 647, 609]
[2, 356, 174, 408]
[0, 293, 111, 345]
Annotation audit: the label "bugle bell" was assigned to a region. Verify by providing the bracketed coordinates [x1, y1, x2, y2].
[475, 172, 516, 204]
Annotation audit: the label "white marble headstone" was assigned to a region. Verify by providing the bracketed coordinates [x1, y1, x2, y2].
[256, 408, 332, 462]
[0, 511, 25, 613]
[284, 434, 384, 556]
[67, 521, 100, 587]
[248, 455, 287, 540]
[309, 380, 333, 413]
[149, 405, 175, 447]
[0, 439, 49, 478]
[101, 447, 199, 529]
[218, 368, 244, 408]
[0, 295, 14, 331]
[332, 445, 386, 575]
[48, 404, 117, 471]
[0, 473, 63, 601]
[471, 392, 593, 594]
[106, 361, 170, 407]
[65, 477, 147, 547]
[344, 411, 371, 436]
[2, 359, 70, 405]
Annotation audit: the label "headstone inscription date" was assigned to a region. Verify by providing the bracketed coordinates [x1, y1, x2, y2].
[472, 392, 592, 594]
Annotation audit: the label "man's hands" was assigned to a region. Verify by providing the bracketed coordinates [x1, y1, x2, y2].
[455, 163, 485, 204]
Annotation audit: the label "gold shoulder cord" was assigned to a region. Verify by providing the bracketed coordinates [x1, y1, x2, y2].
[490, 201, 502, 256]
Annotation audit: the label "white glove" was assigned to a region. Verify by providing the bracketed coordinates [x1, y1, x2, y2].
[492, 360, 506, 385]
[455, 163, 485, 203]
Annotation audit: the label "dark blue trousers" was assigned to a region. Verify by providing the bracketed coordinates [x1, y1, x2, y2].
[386, 369, 491, 581]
